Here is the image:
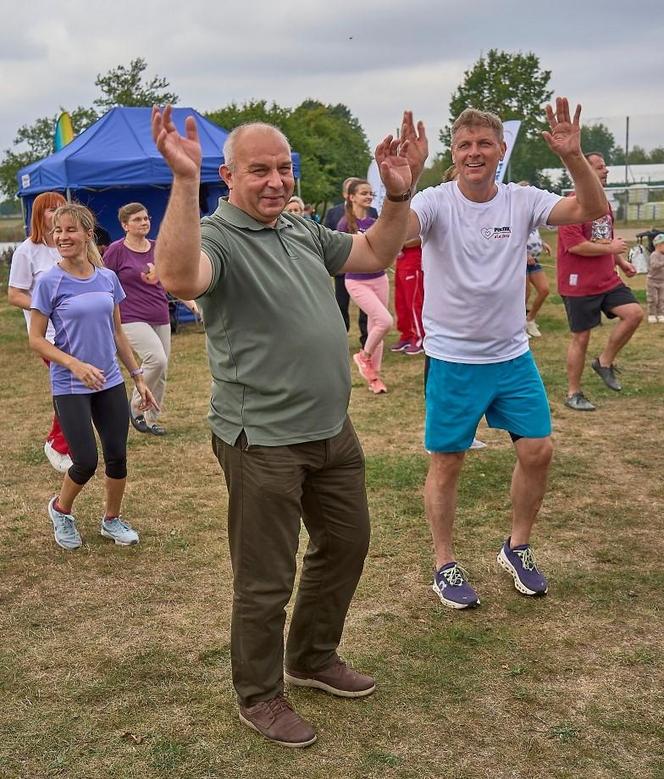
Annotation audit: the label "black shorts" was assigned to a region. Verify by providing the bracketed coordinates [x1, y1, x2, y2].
[562, 283, 638, 333]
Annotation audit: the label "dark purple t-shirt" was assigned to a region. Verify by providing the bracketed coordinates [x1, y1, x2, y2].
[337, 215, 384, 280]
[103, 239, 170, 325]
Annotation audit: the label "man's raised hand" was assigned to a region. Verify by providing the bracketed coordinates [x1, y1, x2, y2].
[542, 97, 582, 161]
[375, 112, 428, 197]
[152, 105, 201, 180]
[399, 111, 428, 185]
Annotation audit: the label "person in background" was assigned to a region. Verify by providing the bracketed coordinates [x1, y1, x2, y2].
[339, 179, 392, 394]
[7, 191, 73, 473]
[324, 177, 376, 346]
[391, 237, 424, 355]
[557, 152, 642, 411]
[519, 181, 552, 338]
[646, 233, 664, 323]
[28, 204, 157, 550]
[103, 202, 199, 436]
[285, 196, 305, 215]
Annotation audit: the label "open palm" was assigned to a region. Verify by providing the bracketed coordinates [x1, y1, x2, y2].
[152, 105, 201, 179]
[542, 97, 582, 160]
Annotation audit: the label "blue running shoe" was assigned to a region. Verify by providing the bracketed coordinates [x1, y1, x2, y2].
[101, 517, 139, 546]
[48, 496, 82, 550]
[497, 538, 548, 596]
[432, 562, 480, 609]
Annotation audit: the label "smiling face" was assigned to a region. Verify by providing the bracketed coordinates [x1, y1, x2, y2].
[221, 126, 294, 225]
[349, 182, 374, 211]
[53, 213, 93, 262]
[452, 125, 506, 194]
[123, 209, 151, 238]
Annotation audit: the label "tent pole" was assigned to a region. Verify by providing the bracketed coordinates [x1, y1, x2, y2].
[66, 188, 72, 203]
[296, 178, 301, 199]
[20, 197, 27, 238]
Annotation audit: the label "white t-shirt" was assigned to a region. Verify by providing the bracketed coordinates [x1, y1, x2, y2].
[411, 182, 561, 364]
[8, 238, 60, 342]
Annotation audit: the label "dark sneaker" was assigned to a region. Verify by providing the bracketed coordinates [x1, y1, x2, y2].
[147, 423, 167, 436]
[497, 538, 548, 596]
[390, 338, 410, 352]
[130, 412, 150, 433]
[403, 342, 424, 355]
[285, 657, 375, 698]
[239, 695, 316, 748]
[591, 358, 622, 391]
[564, 392, 596, 411]
[48, 497, 82, 550]
[432, 562, 480, 609]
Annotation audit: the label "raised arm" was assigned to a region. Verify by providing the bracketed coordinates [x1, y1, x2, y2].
[543, 98, 608, 226]
[340, 111, 428, 274]
[151, 105, 212, 299]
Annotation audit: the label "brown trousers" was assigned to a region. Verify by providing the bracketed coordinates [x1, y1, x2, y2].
[212, 417, 371, 707]
[646, 276, 664, 317]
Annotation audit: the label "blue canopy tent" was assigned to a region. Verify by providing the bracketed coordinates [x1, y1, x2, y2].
[16, 106, 301, 240]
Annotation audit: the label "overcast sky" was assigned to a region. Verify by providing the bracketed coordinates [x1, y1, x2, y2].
[1, 0, 662, 167]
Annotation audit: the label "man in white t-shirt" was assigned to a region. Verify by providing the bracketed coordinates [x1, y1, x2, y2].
[404, 98, 608, 608]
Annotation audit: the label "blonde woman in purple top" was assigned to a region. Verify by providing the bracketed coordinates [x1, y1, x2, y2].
[29, 204, 157, 551]
[339, 179, 393, 394]
[104, 202, 199, 436]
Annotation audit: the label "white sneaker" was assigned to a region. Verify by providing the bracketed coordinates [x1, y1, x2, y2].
[648, 315, 657, 324]
[526, 320, 542, 337]
[469, 438, 487, 450]
[44, 441, 73, 473]
[658, 316, 664, 323]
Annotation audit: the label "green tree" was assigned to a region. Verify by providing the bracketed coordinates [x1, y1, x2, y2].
[580, 123, 617, 163]
[0, 59, 177, 198]
[205, 99, 371, 207]
[440, 49, 555, 182]
[93, 57, 178, 111]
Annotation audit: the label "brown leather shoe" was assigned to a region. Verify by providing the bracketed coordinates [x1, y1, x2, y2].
[285, 657, 376, 698]
[239, 695, 316, 748]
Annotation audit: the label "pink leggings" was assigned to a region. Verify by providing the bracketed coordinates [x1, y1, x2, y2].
[345, 274, 393, 372]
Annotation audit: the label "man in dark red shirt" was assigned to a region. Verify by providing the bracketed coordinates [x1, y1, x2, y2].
[557, 152, 642, 410]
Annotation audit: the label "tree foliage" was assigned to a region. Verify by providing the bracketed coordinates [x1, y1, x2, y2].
[93, 58, 178, 111]
[0, 59, 177, 199]
[580, 123, 617, 163]
[440, 49, 555, 183]
[206, 99, 372, 207]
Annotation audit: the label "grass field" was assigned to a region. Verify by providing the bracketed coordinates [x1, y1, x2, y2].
[1, 239, 663, 779]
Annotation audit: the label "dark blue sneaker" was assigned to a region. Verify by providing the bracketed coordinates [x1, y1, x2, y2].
[497, 538, 548, 596]
[432, 562, 480, 609]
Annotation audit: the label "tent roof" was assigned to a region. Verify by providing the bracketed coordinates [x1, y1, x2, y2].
[17, 107, 300, 196]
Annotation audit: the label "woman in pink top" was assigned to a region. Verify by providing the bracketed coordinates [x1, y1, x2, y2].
[339, 179, 393, 394]
[8, 191, 73, 472]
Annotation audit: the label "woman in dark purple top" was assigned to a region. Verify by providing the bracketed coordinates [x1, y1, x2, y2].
[104, 202, 199, 436]
[339, 179, 394, 394]
[29, 204, 157, 551]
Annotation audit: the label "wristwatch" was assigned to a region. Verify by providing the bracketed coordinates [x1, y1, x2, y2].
[130, 367, 144, 378]
[385, 189, 413, 202]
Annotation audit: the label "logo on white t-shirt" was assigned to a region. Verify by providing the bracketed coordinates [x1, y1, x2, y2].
[481, 225, 512, 240]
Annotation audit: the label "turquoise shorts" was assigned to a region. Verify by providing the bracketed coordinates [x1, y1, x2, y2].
[424, 351, 552, 452]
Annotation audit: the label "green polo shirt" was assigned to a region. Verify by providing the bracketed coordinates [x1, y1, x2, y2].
[199, 200, 354, 446]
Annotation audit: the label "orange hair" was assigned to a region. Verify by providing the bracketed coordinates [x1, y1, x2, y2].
[30, 192, 67, 244]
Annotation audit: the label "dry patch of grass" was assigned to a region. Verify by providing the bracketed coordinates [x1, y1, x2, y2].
[1, 259, 663, 778]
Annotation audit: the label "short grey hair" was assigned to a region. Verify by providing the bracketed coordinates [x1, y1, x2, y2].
[222, 122, 291, 170]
